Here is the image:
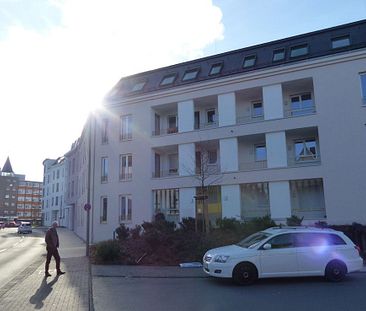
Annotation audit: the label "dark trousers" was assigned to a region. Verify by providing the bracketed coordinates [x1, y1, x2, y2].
[45, 246, 61, 272]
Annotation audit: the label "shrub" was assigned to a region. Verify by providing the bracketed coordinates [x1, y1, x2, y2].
[94, 240, 121, 263]
[115, 224, 129, 241]
[286, 215, 304, 226]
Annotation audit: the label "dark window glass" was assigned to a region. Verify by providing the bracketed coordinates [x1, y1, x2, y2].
[243, 55, 256, 68]
[266, 234, 295, 249]
[160, 74, 176, 86]
[290, 44, 309, 58]
[273, 48, 285, 61]
[209, 63, 223, 75]
[182, 69, 199, 81]
[331, 36, 350, 49]
[295, 233, 346, 247]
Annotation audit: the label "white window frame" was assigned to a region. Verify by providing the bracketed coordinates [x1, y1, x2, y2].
[251, 101, 263, 118]
[255, 144, 267, 162]
[100, 197, 108, 223]
[360, 73, 366, 106]
[101, 118, 108, 144]
[294, 138, 318, 162]
[120, 154, 132, 181]
[120, 115, 132, 140]
[119, 195, 132, 222]
[101, 157, 108, 183]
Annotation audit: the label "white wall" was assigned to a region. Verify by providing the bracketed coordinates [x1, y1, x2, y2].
[221, 184, 241, 219]
[266, 131, 287, 168]
[263, 84, 283, 120]
[178, 143, 195, 176]
[218, 92, 236, 126]
[220, 138, 238, 172]
[179, 187, 196, 220]
[269, 181, 291, 219]
[178, 100, 194, 132]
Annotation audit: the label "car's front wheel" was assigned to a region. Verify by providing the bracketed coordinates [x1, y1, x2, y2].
[325, 260, 347, 282]
[232, 262, 258, 285]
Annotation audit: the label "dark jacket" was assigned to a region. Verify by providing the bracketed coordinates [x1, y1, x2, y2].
[45, 227, 59, 248]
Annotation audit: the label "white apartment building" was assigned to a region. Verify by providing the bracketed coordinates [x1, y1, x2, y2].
[68, 20, 366, 243]
[42, 157, 66, 227]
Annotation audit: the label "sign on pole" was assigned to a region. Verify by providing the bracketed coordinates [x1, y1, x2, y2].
[84, 203, 91, 211]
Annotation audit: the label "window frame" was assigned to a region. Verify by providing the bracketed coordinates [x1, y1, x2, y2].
[294, 138, 318, 162]
[131, 80, 146, 92]
[119, 194, 132, 223]
[120, 154, 132, 181]
[290, 44, 309, 58]
[160, 74, 177, 86]
[243, 54, 257, 68]
[101, 118, 108, 144]
[251, 101, 263, 118]
[100, 197, 108, 223]
[360, 73, 366, 106]
[331, 35, 350, 49]
[209, 62, 223, 76]
[101, 157, 108, 183]
[255, 144, 267, 162]
[120, 114, 132, 141]
[182, 68, 200, 81]
[272, 48, 286, 62]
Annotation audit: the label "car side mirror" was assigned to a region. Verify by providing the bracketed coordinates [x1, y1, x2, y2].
[263, 243, 272, 250]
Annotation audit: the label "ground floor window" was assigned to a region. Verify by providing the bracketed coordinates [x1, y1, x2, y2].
[240, 183, 270, 219]
[120, 195, 132, 222]
[153, 189, 179, 222]
[290, 178, 326, 219]
[196, 185, 222, 225]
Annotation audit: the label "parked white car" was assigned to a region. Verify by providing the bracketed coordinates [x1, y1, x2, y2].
[17, 222, 32, 234]
[203, 227, 363, 285]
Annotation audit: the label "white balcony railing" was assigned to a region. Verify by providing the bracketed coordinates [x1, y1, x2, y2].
[239, 160, 267, 171]
[287, 155, 321, 167]
[284, 106, 316, 118]
[236, 114, 264, 125]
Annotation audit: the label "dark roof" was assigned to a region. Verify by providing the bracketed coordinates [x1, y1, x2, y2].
[105, 19, 366, 103]
[2, 157, 14, 173]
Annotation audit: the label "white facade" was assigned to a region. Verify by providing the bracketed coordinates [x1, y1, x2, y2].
[42, 158, 66, 227]
[63, 21, 366, 242]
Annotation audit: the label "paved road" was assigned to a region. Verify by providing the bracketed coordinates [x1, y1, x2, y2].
[0, 227, 44, 290]
[93, 269, 366, 311]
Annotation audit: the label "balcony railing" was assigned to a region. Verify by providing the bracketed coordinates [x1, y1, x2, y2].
[120, 133, 132, 140]
[152, 126, 178, 136]
[152, 169, 179, 178]
[239, 160, 267, 171]
[284, 106, 316, 118]
[119, 173, 132, 181]
[101, 175, 108, 183]
[236, 114, 264, 125]
[195, 164, 220, 175]
[287, 155, 321, 167]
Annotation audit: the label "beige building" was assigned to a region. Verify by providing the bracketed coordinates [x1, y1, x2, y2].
[69, 20, 366, 242]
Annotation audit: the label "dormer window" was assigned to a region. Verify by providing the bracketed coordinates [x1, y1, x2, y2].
[331, 35, 350, 49]
[160, 74, 176, 86]
[243, 54, 256, 68]
[290, 44, 309, 58]
[273, 48, 285, 62]
[209, 63, 223, 75]
[182, 68, 200, 81]
[131, 81, 146, 92]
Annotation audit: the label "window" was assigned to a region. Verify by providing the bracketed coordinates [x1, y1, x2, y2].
[100, 197, 108, 223]
[55, 196, 59, 206]
[153, 189, 179, 216]
[266, 234, 295, 249]
[295, 233, 346, 247]
[101, 157, 108, 182]
[252, 102, 263, 118]
[243, 54, 256, 68]
[160, 74, 176, 86]
[131, 81, 146, 92]
[194, 111, 200, 129]
[290, 93, 314, 115]
[167, 115, 178, 134]
[57, 170, 60, 179]
[331, 36, 350, 49]
[255, 145, 267, 161]
[360, 73, 366, 105]
[120, 195, 132, 222]
[168, 154, 178, 174]
[120, 115, 132, 140]
[120, 154, 132, 180]
[207, 109, 216, 124]
[182, 68, 199, 81]
[290, 44, 309, 58]
[273, 48, 285, 61]
[101, 118, 108, 144]
[208, 150, 217, 164]
[209, 63, 223, 75]
[294, 139, 318, 162]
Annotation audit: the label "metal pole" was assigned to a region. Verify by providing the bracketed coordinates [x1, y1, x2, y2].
[86, 114, 92, 257]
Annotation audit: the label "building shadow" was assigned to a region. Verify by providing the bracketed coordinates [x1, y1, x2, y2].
[29, 275, 59, 309]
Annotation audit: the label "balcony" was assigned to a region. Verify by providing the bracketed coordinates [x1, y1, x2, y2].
[153, 145, 179, 178]
[239, 160, 267, 171]
[152, 169, 179, 178]
[236, 87, 263, 125]
[152, 102, 178, 137]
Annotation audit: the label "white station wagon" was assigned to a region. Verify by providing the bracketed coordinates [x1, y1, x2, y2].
[203, 227, 363, 285]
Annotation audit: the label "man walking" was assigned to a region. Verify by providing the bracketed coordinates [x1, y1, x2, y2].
[45, 221, 65, 277]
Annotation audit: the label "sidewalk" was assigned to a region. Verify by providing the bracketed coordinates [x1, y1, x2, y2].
[0, 228, 91, 311]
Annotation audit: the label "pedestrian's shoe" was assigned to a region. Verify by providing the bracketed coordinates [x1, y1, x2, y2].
[45, 272, 52, 277]
[57, 271, 65, 276]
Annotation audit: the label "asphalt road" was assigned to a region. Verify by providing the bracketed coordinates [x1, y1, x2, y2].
[93, 272, 366, 311]
[0, 227, 44, 290]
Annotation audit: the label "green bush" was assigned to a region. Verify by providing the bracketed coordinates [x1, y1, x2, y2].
[94, 240, 121, 263]
[286, 215, 304, 226]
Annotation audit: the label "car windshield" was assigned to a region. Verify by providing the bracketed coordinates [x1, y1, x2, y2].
[236, 232, 272, 248]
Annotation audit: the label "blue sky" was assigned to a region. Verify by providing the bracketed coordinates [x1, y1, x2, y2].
[0, 0, 365, 181]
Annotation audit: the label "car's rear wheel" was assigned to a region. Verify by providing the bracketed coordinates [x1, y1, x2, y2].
[325, 260, 347, 282]
[232, 262, 258, 285]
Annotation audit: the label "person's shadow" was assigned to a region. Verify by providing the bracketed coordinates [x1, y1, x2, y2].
[29, 275, 59, 309]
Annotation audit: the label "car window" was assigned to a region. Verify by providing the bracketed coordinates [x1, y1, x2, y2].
[266, 233, 295, 249]
[294, 233, 346, 247]
[237, 232, 272, 248]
